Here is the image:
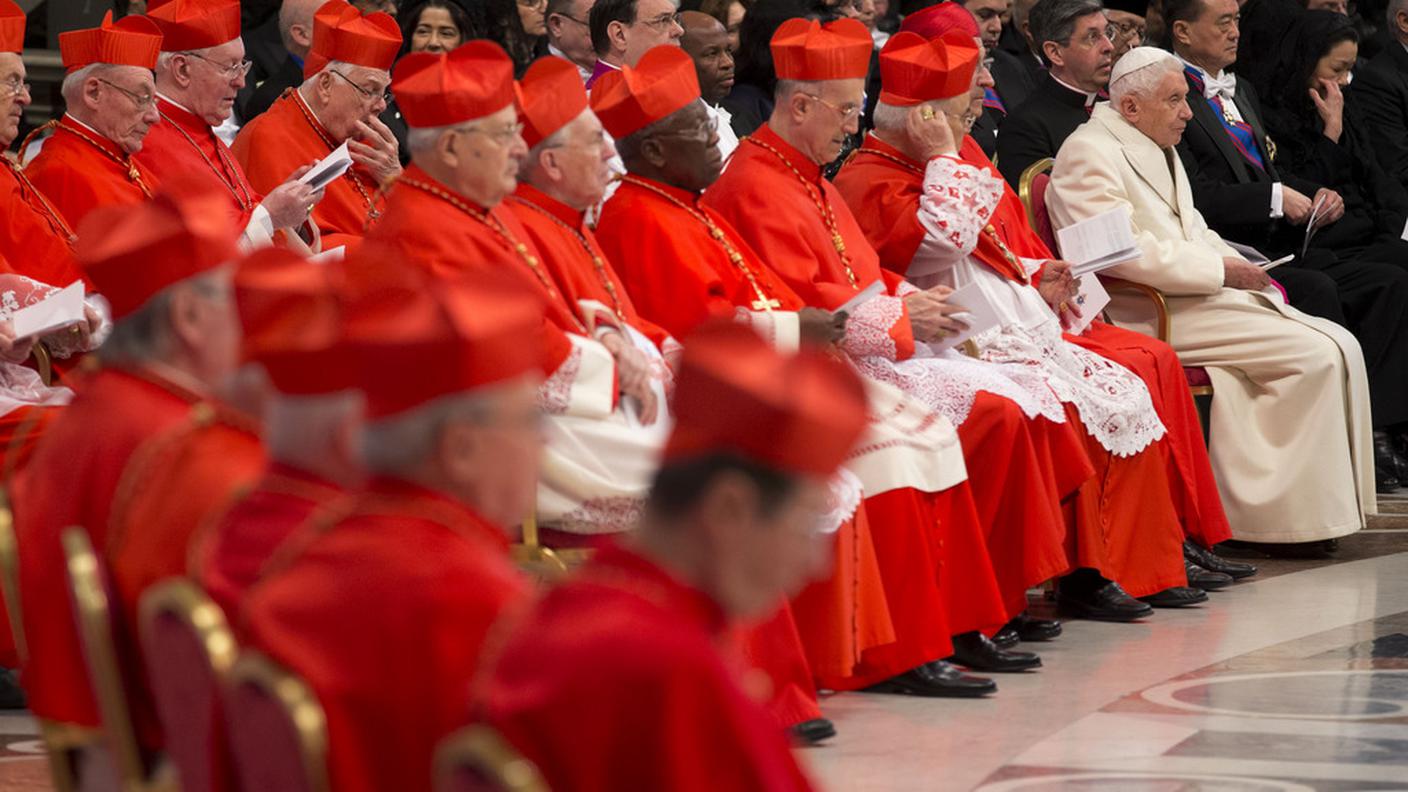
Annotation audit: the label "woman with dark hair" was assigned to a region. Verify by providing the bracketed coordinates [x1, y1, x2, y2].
[485, 0, 550, 74]
[383, 0, 486, 163]
[720, 0, 813, 136]
[1234, 0, 1307, 97]
[699, 0, 752, 50]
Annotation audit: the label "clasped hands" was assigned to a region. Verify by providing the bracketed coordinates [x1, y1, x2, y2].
[601, 330, 660, 425]
[1036, 260, 1085, 330]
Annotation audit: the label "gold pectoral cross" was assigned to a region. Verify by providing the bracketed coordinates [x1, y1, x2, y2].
[751, 297, 782, 310]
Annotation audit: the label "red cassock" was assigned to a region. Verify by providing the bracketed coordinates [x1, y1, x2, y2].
[506, 183, 675, 353]
[230, 90, 384, 251]
[480, 544, 816, 792]
[832, 134, 1198, 595]
[12, 366, 200, 732]
[194, 462, 345, 620]
[24, 116, 158, 229]
[103, 404, 266, 749]
[704, 126, 1079, 619]
[597, 174, 958, 689]
[241, 476, 530, 792]
[0, 158, 87, 289]
[137, 98, 261, 232]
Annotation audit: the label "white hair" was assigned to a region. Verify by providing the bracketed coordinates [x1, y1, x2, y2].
[298, 59, 365, 91]
[60, 63, 112, 104]
[406, 122, 461, 155]
[264, 390, 364, 464]
[1108, 53, 1182, 103]
[95, 268, 229, 365]
[360, 391, 494, 475]
[773, 78, 822, 106]
[871, 99, 941, 133]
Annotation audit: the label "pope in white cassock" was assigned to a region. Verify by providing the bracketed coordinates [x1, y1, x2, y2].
[1047, 47, 1375, 549]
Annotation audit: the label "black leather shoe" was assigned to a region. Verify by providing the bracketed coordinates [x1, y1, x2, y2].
[992, 625, 1020, 649]
[1140, 586, 1209, 607]
[789, 718, 836, 745]
[995, 613, 1062, 646]
[1185, 559, 1234, 591]
[1374, 431, 1402, 493]
[1184, 541, 1257, 580]
[948, 631, 1042, 672]
[863, 661, 997, 698]
[1222, 538, 1339, 559]
[1058, 579, 1153, 622]
[0, 668, 23, 710]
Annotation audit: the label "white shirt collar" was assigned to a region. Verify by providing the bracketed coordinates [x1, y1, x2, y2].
[1050, 74, 1098, 106]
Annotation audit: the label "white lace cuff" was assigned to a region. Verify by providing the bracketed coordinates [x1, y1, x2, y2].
[917, 156, 1006, 255]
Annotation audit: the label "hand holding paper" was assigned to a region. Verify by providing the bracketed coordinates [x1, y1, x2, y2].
[1055, 206, 1142, 276]
[10, 281, 86, 340]
[928, 281, 1002, 351]
[298, 141, 353, 192]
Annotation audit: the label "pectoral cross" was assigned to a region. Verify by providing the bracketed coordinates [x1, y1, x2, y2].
[751, 297, 782, 310]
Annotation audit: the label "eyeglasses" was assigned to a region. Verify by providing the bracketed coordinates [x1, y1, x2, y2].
[638, 11, 682, 30]
[802, 93, 861, 121]
[518, 0, 548, 7]
[1, 79, 30, 99]
[551, 11, 589, 25]
[96, 77, 156, 110]
[330, 69, 392, 104]
[182, 51, 254, 79]
[653, 113, 719, 142]
[460, 121, 526, 144]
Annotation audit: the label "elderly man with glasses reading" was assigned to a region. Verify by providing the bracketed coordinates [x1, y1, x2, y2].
[233, 0, 402, 252]
[140, 0, 324, 251]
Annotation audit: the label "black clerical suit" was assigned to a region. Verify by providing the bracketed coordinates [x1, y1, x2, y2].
[994, 72, 1094, 188]
[1353, 41, 1408, 189]
[971, 48, 1039, 157]
[1177, 68, 1408, 429]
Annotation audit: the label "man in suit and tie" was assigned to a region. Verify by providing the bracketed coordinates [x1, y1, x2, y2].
[954, 0, 1038, 155]
[1168, 0, 1408, 490]
[1354, 0, 1408, 187]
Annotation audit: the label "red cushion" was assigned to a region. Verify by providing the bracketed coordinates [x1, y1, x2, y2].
[1184, 366, 1212, 387]
[225, 673, 318, 792]
[144, 611, 233, 792]
[1032, 172, 1058, 253]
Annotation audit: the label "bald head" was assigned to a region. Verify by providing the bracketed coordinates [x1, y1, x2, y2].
[279, 0, 325, 58]
[679, 10, 735, 103]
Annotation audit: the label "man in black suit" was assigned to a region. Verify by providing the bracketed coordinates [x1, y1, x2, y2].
[1354, 0, 1408, 187]
[957, 0, 1038, 154]
[995, 0, 1111, 186]
[239, 0, 324, 124]
[1168, 0, 1408, 488]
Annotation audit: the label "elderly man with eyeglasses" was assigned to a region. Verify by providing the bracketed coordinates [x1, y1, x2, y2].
[233, 0, 401, 251]
[23, 12, 164, 228]
[547, 0, 600, 82]
[140, 0, 323, 250]
[585, 0, 684, 87]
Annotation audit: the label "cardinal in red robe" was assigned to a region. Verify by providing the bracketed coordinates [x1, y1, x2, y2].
[12, 184, 243, 743]
[241, 267, 542, 792]
[480, 321, 872, 792]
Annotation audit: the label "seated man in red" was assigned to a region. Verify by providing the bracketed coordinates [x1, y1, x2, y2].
[480, 321, 868, 792]
[195, 248, 363, 618]
[241, 265, 541, 792]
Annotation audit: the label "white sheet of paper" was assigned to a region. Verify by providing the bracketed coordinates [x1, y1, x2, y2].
[1055, 205, 1139, 273]
[1260, 254, 1293, 270]
[1400, 214, 1408, 243]
[932, 280, 1002, 351]
[10, 281, 85, 339]
[836, 280, 884, 315]
[299, 141, 352, 191]
[1223, 240, 1293, 270]
[309, 245, 345, 264]
[1066, 273, 1110, 335]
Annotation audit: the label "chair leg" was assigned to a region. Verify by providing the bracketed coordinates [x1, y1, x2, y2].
[1193, 392, 1213, 447]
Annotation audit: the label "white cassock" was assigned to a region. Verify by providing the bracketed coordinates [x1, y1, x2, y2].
[906, 154, 1166, 458]
[1047, 104, 1375, 543]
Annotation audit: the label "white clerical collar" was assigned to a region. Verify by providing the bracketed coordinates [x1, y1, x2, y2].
[155, 90, 196, 116]
[1051, 74, 1098, 106]
[63, 113, 111, 141]
[548, 43, 594, 83]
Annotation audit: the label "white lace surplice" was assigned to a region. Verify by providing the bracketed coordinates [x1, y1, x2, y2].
[0, 275, 76, 416]
[908, 155, 1166, 457]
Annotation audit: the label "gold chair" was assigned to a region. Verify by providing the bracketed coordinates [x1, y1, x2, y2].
[32, 342, 52, 387]
[138, 580, 239, 792]
[62, 527, 171, 792]
[224, 651, 329, 792]
[433, 724, 550, 792]
[0, 486, 26, 665]
[510, 509, 576, 581]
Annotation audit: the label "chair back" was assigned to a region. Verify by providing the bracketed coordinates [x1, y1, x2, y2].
[434, 725, 550, 792]
[224, 651, 329, 792]
[139, 580, 239, 792]
[1017, 158, 1058, 254]
[0, 486, 26, 663]
[62, 526, 150, 791]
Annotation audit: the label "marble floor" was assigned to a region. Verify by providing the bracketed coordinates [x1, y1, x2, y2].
[6, 503, 1408, 791]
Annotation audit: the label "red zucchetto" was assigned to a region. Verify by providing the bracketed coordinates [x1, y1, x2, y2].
[233, 247, 357, 396]
[0, 0, 24, 54]
[58, 11, 164, 73]
[770, 17, 872, 82]
[518, 55, 589, 148]
[146, 0, 241, 51]
[392, 40, 515, 128]
[589, 45, 700, 140]
[898, 1, 980, 40]
[303, 0, 400, 78]
[878, 30, 980, 106]
[77, 179, 241, 321]
[664, 321, 868, 477]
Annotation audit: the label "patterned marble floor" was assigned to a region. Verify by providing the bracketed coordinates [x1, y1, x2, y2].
[6, 506, 1408, 791]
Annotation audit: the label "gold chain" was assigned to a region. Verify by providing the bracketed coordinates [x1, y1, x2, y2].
[2, 157, 76, 244]
[158, 107, 255, 212]
[53, 121, 153, 198]
[742, 135, 859, 289]
[507, 195, 626, 319]
[289, 90, 381, 221]
[620, 175, 782, 311]
[398, 178, 587, 332]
